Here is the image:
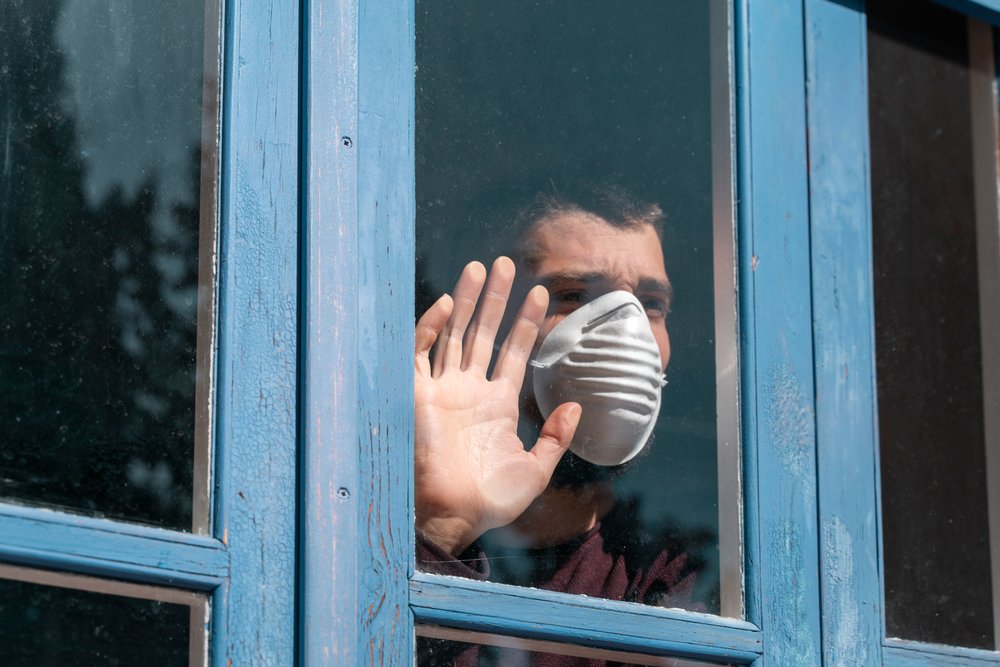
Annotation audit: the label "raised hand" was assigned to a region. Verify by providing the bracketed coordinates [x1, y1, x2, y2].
[414, 257, 581, 556]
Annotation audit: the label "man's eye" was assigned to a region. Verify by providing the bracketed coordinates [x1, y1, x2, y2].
[642, 298, 668, 318]
[548, 289, 589, 315]
[555, 290, 584, 303]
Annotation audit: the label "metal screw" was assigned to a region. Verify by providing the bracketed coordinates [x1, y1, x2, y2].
[341, 136, 353, 148]
[337, 487, 351, 499]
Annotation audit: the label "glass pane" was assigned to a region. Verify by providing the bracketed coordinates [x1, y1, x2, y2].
[416, 628, 734, 666]
[868, 0, 1000, 650]
[0, 565, 206, 667]
[414, 1, 740, 616]
[0, 0, 220, 532]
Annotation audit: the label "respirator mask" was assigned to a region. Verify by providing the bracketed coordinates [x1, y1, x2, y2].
[530, 290, 666, 466]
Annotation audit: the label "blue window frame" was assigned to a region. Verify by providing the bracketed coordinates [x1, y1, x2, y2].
[3, 0, 999, 664]
[301, 0, 820, 664]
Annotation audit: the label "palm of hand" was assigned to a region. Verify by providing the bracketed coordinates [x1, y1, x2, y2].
[415, 369, 548, 541]
[413, 258, 580, 556]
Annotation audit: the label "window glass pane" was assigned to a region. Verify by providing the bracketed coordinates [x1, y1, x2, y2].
[416, 628, 734, 666]
[0, 0, 219, 532]
[0, 564, 206, 667]
[414, 1, 740, 617]
[868, 0, 1000, 649]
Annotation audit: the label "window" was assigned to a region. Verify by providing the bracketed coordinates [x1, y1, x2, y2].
[0, 0, 298, 663]
[5, 0, 998, 664]
[302, 0, 819, 664]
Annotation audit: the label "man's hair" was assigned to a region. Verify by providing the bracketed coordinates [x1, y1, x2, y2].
[511, 182, 666, 271]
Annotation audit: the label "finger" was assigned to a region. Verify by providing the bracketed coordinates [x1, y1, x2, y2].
[462, 256, 515, 372]
[491, 284, 548, 386]
[416, 294, 454, 374]
[530, 402, 582, 479]
[433, 261, 486, 376]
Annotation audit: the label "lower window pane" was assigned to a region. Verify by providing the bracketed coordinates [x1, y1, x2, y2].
[0, 565, 206, 667]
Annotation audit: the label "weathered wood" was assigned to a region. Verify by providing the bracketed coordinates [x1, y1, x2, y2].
[357, 0, 416, 664]
[804, 1, 884, 666]
[302, 0, 414, 663]
[411, 573, 762, 663]
[0, 505, 227, 589]
[301, 0, 361, 663]
[885, 639, 1000, 667]
[735, 0, 822, 665]
[212, 0, 300, 663]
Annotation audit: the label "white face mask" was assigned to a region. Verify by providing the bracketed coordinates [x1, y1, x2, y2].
[530, 290, 666, 466]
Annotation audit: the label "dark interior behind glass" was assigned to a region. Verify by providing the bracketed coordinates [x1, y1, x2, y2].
[868, 0, 995, 649]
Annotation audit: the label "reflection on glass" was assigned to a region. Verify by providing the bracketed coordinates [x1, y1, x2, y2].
[0, 565, 204, 667]
[868, 0, 1000, 650]
[413, 0, 738, 617]
[0, 1, 219, 531]
[416, 628, 733, 667]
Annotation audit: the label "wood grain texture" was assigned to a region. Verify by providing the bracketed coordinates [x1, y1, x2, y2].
[356, 0, 416, 664]
[302, 0, 414, 664]
[735, 0, 822, 665]
[803, 1, 884, 666]
[411, 574, 762, 663]
[0, 504, 227, 589]
[301, 0, 361, 663]
[212, 0, 300, 664]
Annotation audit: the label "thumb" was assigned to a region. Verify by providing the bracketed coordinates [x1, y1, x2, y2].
[531, 402, 582, 476]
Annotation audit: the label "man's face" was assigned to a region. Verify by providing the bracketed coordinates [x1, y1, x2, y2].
[524, 211, 672, 371]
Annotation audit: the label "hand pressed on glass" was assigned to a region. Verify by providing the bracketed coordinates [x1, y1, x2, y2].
[414, 257, 582, 557]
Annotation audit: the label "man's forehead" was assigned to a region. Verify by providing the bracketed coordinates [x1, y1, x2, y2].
[524, 212, 668, 282]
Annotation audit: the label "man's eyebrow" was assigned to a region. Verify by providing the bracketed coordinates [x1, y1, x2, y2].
[637, 277, 674, 306]
[536, 271, 608, 288]
[536, 272, 674, 305]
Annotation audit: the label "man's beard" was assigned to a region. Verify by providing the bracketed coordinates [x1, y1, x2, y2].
[519, 392, 653, 489]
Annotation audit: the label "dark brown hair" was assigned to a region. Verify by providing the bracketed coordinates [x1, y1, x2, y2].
[512, 182, 665, 270]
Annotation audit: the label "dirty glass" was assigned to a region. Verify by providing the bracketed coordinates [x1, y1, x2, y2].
[0, 1, 219, 532]
[413, 0, 740, 618]
[416, 630, 733, 666]
[0, 566, 205, 667]
[868, 0, 1000, 650]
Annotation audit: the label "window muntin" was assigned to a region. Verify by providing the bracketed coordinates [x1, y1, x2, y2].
[867, 0, 1000, 650]
[0, 0, 221, 533]
[413, 0, 740, 620]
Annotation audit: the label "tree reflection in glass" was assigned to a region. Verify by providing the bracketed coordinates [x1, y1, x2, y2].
[0, 1, 214, 531]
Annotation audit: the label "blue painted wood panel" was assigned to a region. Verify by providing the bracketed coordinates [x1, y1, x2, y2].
[0, 505, 227, 589]
[302, 0, 414, 663]
[885, 639, 1000, 667]
[411, 574, 762, 664]
[804, 1, 884, 666]
[356, 0, 416, 663]
[212, 0, 300, 663]
[735, 0, 822, 665]
[301, 0, 361, 662]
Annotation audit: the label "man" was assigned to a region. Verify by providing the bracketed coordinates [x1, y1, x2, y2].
[414, 187, 702, 644]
